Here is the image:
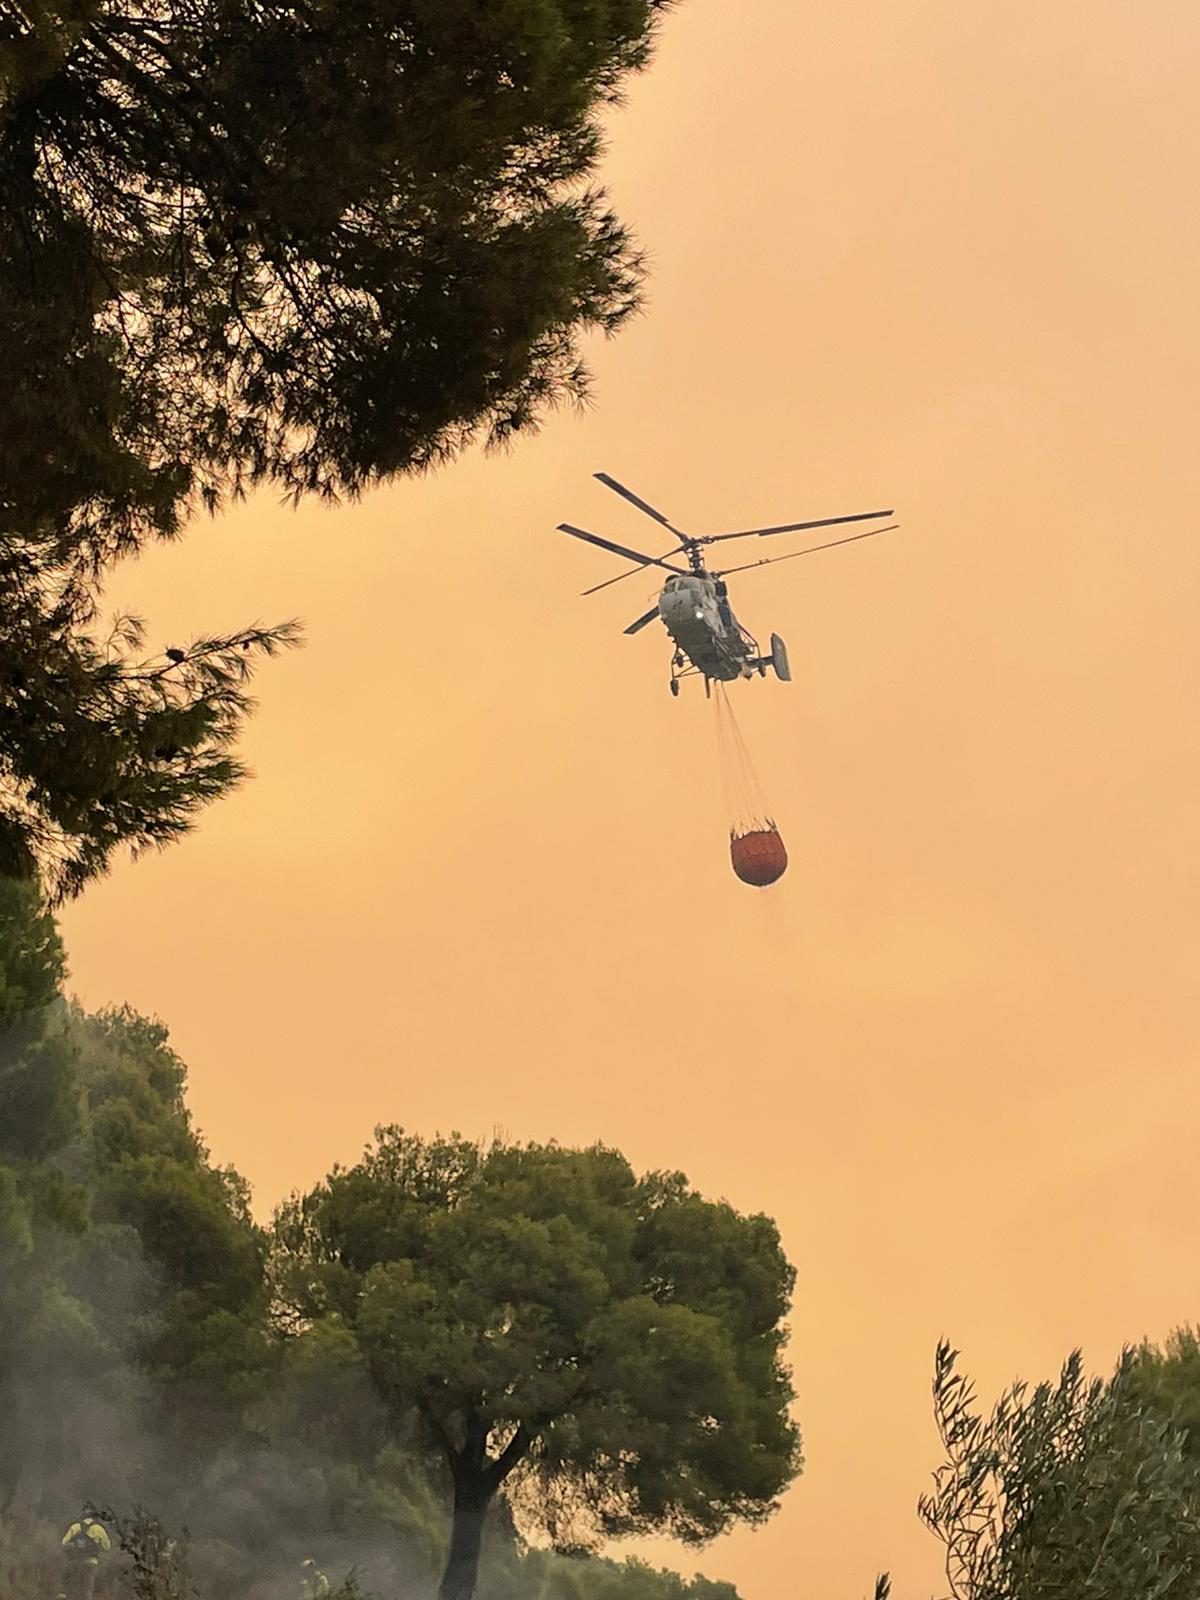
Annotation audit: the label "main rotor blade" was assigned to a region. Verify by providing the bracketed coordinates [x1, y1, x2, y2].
[583, 564, 658, 596]
[715, 523, 899, 577]
[557, 523, 688, 577]
[623, 605, 661, 636]
[707, 508, 895, 544]
[594, 473, 687, 537]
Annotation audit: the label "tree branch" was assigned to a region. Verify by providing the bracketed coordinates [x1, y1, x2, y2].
[484, 1422, 533, 1488]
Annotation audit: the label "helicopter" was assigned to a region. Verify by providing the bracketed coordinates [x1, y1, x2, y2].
[557, 473, 897, 696]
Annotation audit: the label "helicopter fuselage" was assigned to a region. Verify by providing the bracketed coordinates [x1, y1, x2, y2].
[656, 574, 755, 682]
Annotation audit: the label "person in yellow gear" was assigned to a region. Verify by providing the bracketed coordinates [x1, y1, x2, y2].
[60, 1514, 111, 1600]
[299, 1557, 331, 1598]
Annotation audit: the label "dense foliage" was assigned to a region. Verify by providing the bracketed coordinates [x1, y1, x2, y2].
[275, 1129, 802, 1597]
[1, 0, 666, 895]
[918, 1339, 1200, 1599]
[1128, 1325, 1200, 1452]
[13, 873, 1200, 1599]
[2, 0, 661, 527]
[0, 884, 753, 1599]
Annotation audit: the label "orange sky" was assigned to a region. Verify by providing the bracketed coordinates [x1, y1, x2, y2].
[59, 3, 1200, 1595]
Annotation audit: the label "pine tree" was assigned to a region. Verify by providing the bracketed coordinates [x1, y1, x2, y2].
[0, 542, 300, 900]
[2, 0, 667, 893]
[274, 1129, 800, 1600]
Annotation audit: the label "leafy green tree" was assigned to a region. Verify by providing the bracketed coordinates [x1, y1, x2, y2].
[917, 1339, 1200, 1598]
[75, 1005, 272, 1440]
[0, 874, 76, 1150]
[274, 1128, 801, 1600]
[0, 874, 64, 1024]
[0, 986, 269, 1517]
[1, 0, 669, 894]
[1129, 1326, 1200, 1455]
[0, 876, 89, 1514]
[0, 913, 760, 1600]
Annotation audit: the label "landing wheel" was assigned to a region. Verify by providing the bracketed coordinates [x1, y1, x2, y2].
[669, 678, 679, 697]
[757, 662, 767, 677]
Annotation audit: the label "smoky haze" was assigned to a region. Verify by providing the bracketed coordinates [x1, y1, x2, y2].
[19, 0, 1200, 1595]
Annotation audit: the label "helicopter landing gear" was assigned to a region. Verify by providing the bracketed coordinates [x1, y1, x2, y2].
[669, 678, 679, 697]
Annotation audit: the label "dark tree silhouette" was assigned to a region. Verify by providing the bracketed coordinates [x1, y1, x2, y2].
[1, 0, 668, 892]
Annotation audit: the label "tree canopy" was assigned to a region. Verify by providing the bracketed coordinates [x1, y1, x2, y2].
[2, 0, 662, 534]
[274, 1128, 801, 1599]
[917, 1339, 1200, 1599]
[19, 880, 1200, 1599]
[1128, 1325, 1200, 1453]
[0, 900, 758, 1600]
[1, 0, 667, 895]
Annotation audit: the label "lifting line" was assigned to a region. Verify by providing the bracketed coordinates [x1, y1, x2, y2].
[712, 681, 775, 836]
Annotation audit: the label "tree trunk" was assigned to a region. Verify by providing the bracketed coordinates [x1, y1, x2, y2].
[437, 1472, 494, 1600]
